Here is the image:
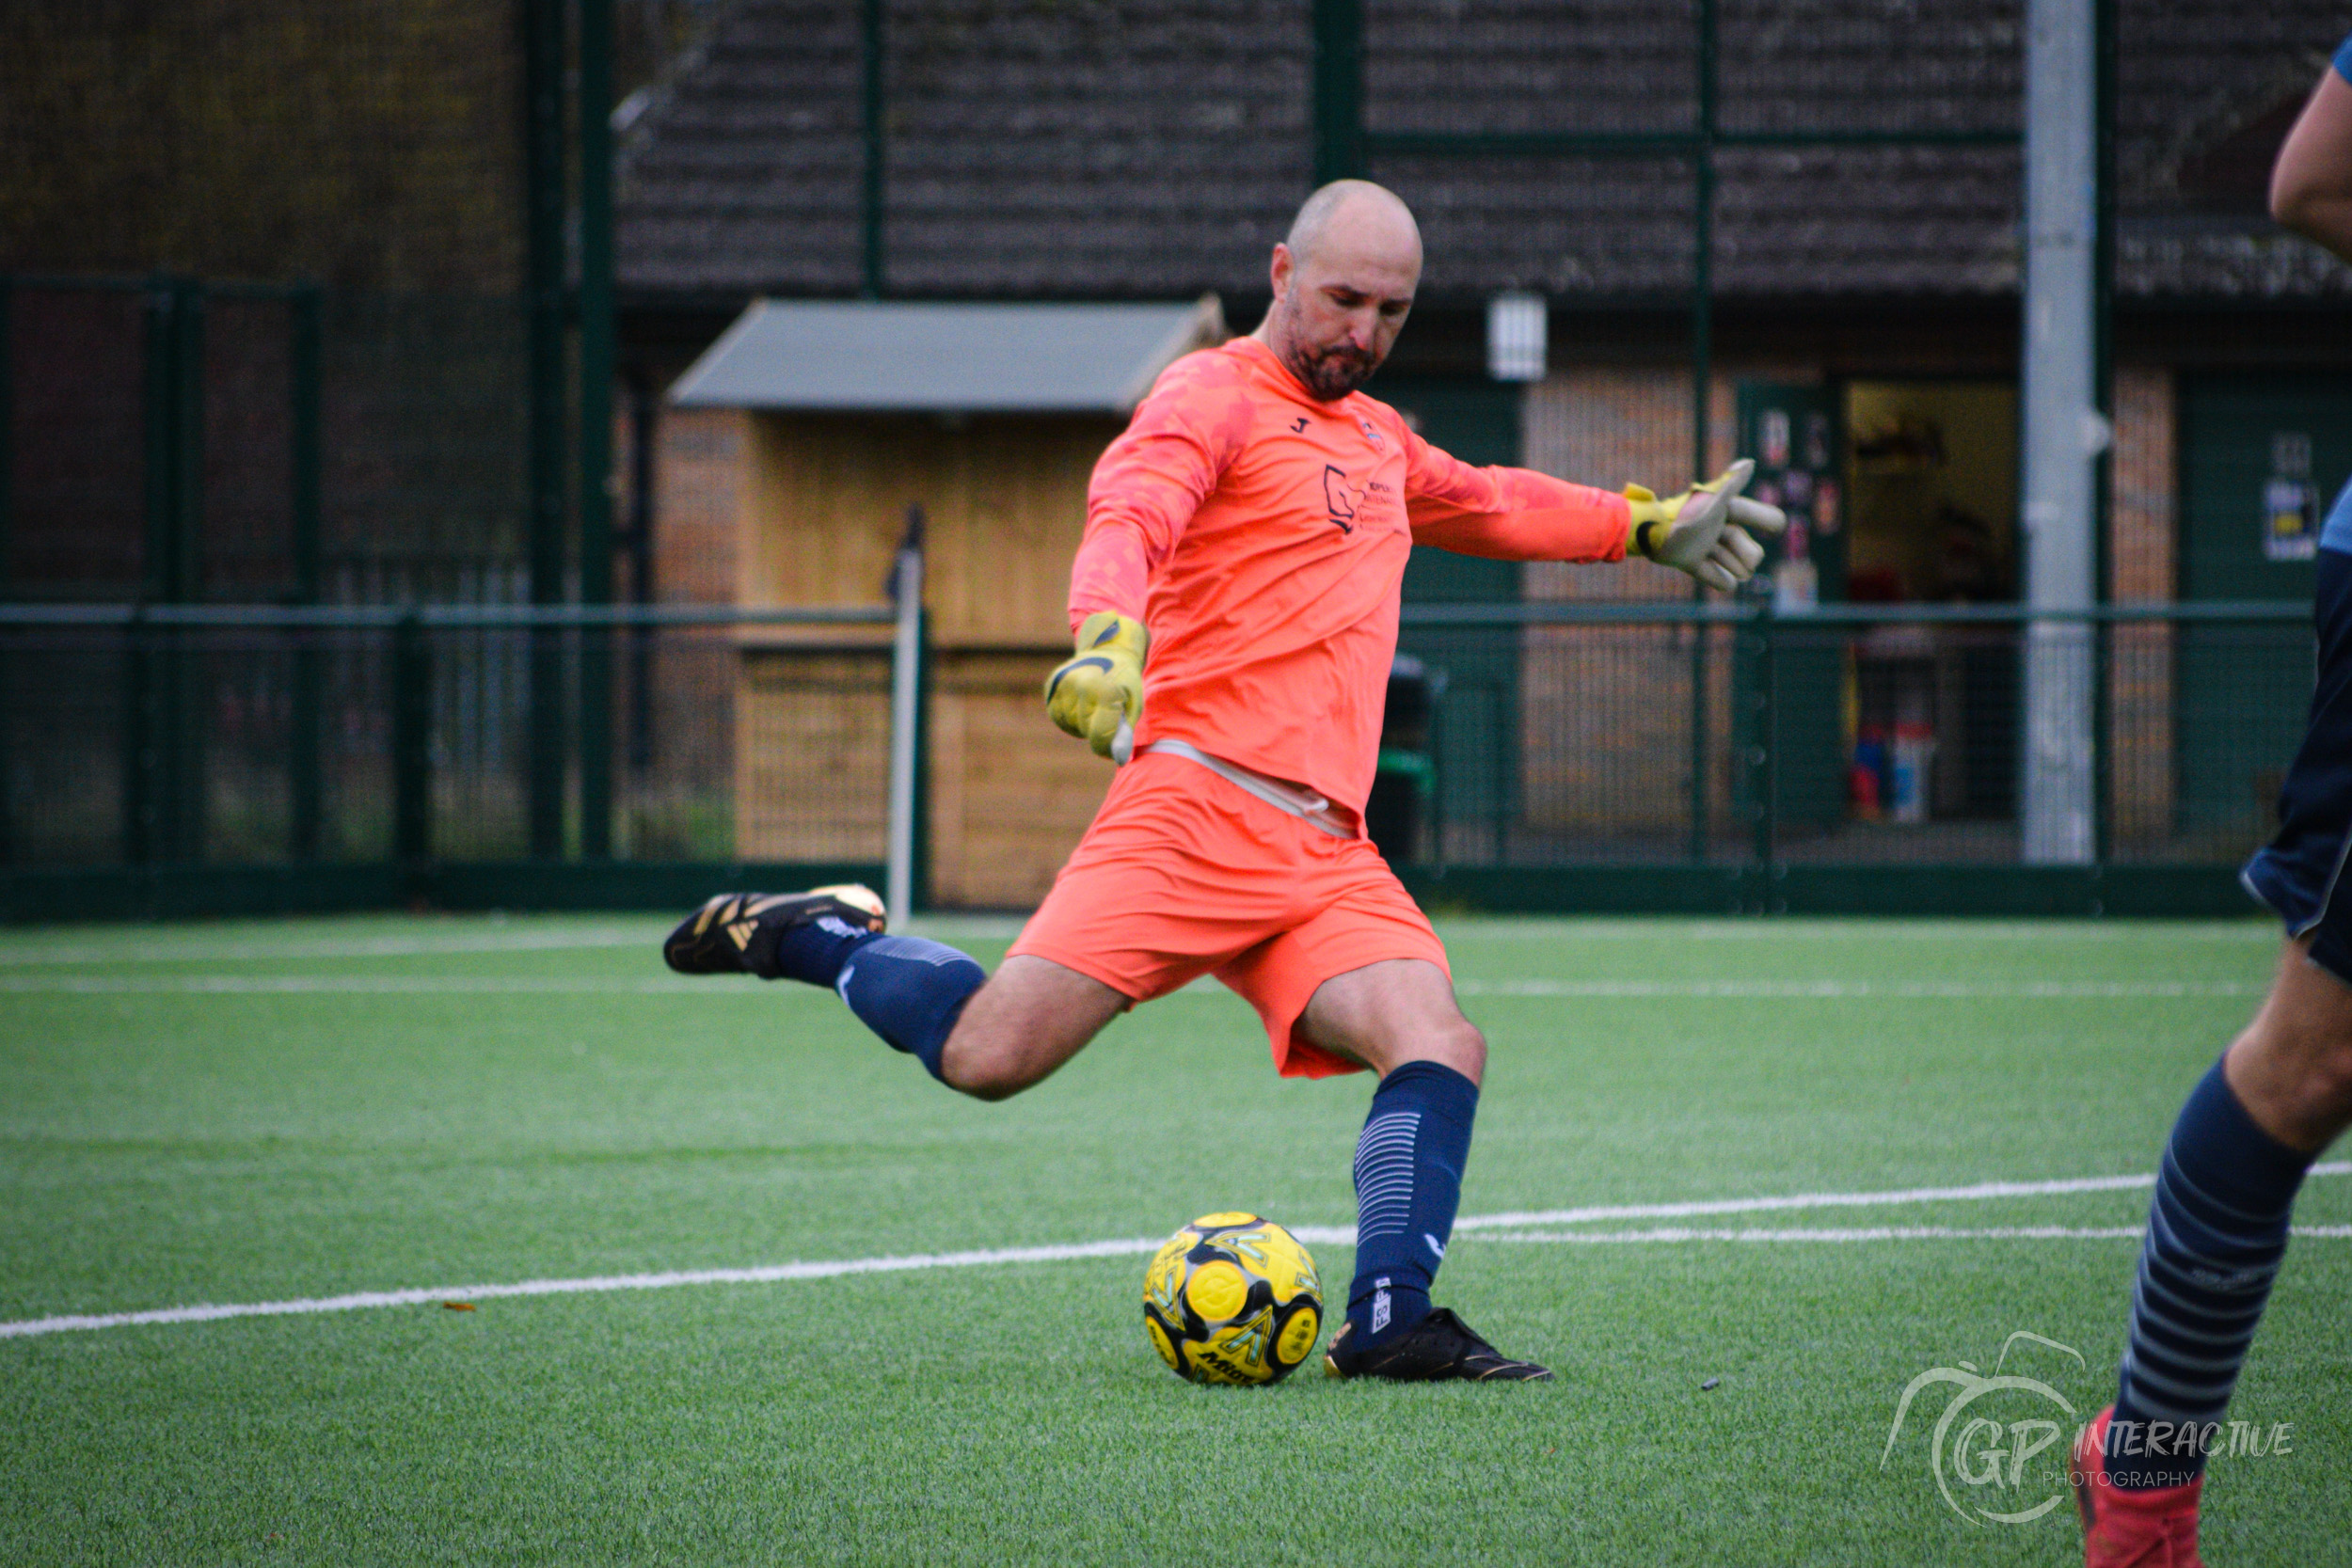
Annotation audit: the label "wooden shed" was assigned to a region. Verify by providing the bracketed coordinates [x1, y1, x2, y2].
[669, 296, 1226, 906]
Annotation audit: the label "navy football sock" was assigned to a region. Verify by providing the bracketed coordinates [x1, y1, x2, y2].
[833, 935, 986, 1083]
[766, 911, 884, 989]
[2109, 1057, 2312, 1489]
[1345, 1060, 1479, 1349]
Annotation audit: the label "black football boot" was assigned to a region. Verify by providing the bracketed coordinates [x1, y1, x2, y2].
[661, 886, 886, 979]
[1323, 1307, 1552, 1383]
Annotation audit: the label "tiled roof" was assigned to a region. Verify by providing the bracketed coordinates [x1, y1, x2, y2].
[616, 0, 2352, 302]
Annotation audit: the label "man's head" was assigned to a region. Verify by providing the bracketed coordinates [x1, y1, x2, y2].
[1253, 180, 1422, 401]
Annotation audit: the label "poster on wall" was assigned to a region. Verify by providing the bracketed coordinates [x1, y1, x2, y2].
[2266, 432, 2319, 562]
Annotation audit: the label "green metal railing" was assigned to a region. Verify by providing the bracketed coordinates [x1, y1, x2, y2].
[0, 601, 893, 876]
[1394, 596, 2307, 884]
[0, 597, 2312, 923]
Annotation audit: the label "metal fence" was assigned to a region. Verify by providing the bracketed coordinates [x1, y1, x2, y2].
[0, 599, 2313, 898]
[1394, 599, 2314, 874]
[0, 603, 900, 875]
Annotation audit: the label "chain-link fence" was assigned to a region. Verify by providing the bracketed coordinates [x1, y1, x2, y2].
[0, 605, 898, 873]
[3, 277, 532, 606]
[1385, 599, 2309, 874]
[0, 599, 2312, 892]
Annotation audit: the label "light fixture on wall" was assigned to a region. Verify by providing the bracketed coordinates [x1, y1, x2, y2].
[1486, 291, 1547, 382]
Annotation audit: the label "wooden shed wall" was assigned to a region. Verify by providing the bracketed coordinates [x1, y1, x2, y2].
[742, 411, 1122, 642]
[733, 412, 1122, 903]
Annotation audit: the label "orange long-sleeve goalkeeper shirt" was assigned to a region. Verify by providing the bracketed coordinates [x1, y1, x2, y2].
[1070, 335, 1630, 817]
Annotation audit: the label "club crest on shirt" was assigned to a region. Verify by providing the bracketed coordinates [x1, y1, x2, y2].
[1357, 415, 1385, 450]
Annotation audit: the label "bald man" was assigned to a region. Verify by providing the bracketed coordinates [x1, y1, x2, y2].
[665, 181, 1783, 1383]
[2068, 43, 2352, 1568]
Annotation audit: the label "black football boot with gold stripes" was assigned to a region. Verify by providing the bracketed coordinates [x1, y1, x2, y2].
[662, 886, 887, 980]
[1323, 1308, 1551, 1382]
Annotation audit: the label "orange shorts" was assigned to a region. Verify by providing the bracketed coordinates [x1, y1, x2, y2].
[1008, 748, 1450, 1078]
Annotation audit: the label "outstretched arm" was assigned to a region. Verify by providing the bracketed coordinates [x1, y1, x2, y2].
[1405, 431, 1785, 591]
[2273, 55, 2352, 264]
[1402, 432, 1631, 562]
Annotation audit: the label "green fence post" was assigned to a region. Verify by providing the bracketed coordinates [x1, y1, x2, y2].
[2093, 611, 2113, 868]
[1686, 0, 1718, 865]
[170, 280, 205, 863]
[169, 280, 203, 608]
[142, 280, 178, 605]
[1687, 615, 1710, 862]
[0, 277, 11, 863]
[176, 286, 207, 864]
[1312, 0, 1364, 184]
[289, 286, 325, 862]
[121, 607, 151, 864]
[577, 0, 616, 861]
[140, 278, 205, 863]
[524, 0, 568, 860]
[1749, 596, 1775, 875]
[0, 275, 11, 599]
[392, 614, 432, 867]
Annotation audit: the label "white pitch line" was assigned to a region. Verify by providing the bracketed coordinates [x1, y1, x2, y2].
[0, 974, 2263, 999]
[0, 1239, 1165, 1339]
[1451, 1162, 2350, 1232]
[1451, 978, 2261, 999]
[1489, 1226, 2154, 1243]
[6, 1164, 2347, 1342]
[1440, 922, 2277, 944]
[0, 928, 661, 966]
[0, 974, 790, 996]
[1488, 1225, 2352, 1244]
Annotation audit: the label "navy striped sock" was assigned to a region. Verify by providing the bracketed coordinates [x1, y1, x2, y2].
[2109, 1058, 2312, 1488]
[834, 935, 986, 1083]
[1345, 1061, 1479, 1348]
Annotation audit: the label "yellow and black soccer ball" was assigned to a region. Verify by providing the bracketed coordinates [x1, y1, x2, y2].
[1142, 1212, 1323, 1386]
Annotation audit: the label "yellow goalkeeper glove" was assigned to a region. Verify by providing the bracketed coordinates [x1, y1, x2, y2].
[1044, 610, 1149, 762]
[1625, 457, 1788, 591]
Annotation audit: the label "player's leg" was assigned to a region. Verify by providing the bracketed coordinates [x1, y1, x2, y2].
[2220, 936, 2352, 1150]
[1216, 853, 1547, 1382]
[664, 887, 1126, 1095]
[1296, 957, 1482, 1348]
[661, 752, 1289, 1101]
[1294, 955, 1486, 1084]
[2074, 940, 2350, 1565]
[934, 956, 1128, 1101]
[2076, 538, 2352, 1564]
[663, 884, 999, 1082]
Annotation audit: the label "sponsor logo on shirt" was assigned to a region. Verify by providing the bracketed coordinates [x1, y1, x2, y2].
[1322, 465, 1358, 533]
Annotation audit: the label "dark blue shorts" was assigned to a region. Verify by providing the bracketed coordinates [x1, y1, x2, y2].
[2243, 483, 2352, 983]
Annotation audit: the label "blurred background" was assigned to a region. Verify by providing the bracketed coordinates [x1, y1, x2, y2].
[4, 0, 2350, 919]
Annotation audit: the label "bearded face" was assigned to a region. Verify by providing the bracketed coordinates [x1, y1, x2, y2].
[1279, 316, 1385, 401]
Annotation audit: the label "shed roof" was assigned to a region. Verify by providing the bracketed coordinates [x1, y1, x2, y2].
[669, 295, 1226, 411]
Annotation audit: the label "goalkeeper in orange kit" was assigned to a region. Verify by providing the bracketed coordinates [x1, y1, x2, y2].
[664, 180, 1783, 1381]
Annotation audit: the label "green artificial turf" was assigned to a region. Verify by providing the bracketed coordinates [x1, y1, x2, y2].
[2, 913, 2344, 1564]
